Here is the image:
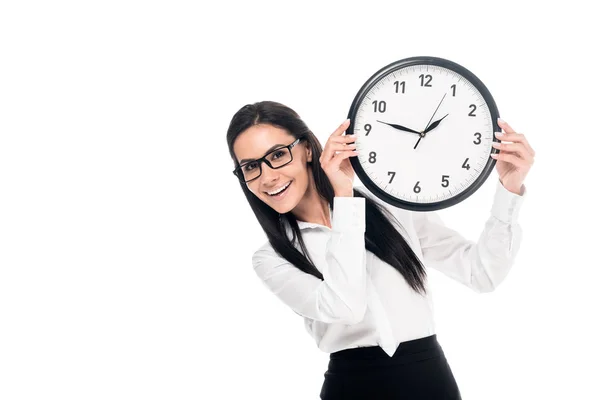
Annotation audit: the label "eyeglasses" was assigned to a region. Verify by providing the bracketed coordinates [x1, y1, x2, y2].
[233, 137, 304, 183]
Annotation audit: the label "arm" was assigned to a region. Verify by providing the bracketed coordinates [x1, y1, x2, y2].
[412, 178, 527, 293]
[252, 196, 367, 324]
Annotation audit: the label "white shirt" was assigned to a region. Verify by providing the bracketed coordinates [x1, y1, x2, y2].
[252, 179, 527, 358]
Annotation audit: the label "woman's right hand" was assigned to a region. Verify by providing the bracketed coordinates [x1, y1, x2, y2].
[319, 119, 358, 197]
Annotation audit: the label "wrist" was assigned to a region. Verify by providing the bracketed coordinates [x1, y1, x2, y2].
[499, 178, 523, 196]
[508, 186, 523, 196]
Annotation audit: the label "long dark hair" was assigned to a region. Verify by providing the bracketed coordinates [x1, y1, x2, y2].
[226, 101, 428, 295]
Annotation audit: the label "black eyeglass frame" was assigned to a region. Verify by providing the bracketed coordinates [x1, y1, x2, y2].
[233, 137, 305, 183]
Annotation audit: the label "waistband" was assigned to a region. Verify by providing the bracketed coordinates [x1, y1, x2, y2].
[329, 334, 441, 361]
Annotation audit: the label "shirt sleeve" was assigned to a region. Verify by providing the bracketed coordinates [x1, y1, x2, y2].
[412, 178, 527, 293]
[252, 196, 368, 324]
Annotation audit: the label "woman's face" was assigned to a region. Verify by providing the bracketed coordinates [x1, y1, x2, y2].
[233, 123, 312, 214]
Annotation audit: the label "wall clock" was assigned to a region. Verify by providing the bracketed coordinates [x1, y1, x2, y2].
[346, 56, 501, 211]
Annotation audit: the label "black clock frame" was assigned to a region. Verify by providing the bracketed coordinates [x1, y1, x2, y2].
[346, 56, 501, 212]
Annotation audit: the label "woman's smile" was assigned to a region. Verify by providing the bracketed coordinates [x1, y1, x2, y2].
[265, 180, 292, 200]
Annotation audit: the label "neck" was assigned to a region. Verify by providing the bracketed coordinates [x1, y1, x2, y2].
[291, 181, 332, 229]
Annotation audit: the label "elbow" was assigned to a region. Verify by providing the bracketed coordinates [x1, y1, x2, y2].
[316, 291, 368, 324]
[346, 302, 368, 324]
[472, 275, 509, 294]
[474, 283, 496, 294]
[332, 300, 367, 324]
[342, 284, 368, 324]
[470, 271, 501, 294]
[470, 253, 514, 294]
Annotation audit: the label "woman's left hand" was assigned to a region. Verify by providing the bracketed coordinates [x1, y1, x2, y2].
[490, 118, 535, 195]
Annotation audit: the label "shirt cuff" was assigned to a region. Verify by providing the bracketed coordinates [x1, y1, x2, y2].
[490, 178, 527, 224]
[332, 196, 365, 232]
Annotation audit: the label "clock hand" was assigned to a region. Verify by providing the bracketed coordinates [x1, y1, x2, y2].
[415, 93, 448, 150]
[423, 113, 449, 134]
[414, 135, 423, 150]
[422, 93, 447, 133]
[376, 120, 421, 135]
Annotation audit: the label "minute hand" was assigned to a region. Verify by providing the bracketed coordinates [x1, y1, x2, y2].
[376, 120, 421, 135]
[423, 113, 449, 134]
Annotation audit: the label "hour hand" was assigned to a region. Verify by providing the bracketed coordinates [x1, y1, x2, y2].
[423, 114, 449, 134]
[377, 120, 421, 135]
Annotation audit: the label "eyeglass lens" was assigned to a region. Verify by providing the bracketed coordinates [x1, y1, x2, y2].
[240, 147, 292, 182]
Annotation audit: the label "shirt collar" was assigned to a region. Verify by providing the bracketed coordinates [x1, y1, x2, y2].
[284, 204, 333, 232]
[297, 220, 328, 230]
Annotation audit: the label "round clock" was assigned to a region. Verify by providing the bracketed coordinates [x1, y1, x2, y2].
[346, 56, 501, 211]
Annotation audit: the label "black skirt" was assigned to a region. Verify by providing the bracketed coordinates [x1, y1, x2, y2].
[320, 334, 462, 399]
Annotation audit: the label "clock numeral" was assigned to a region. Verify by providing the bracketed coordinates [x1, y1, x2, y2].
[441, 175, 450, 187]
[462, 158, 471, 170]
[364, 124, 372, 136]
[419, 74, 432, 87]
[413, 181, 421, 193]
[468, 104, 477, 117]
[393, 80, 405, 94]
[473, 132, 481, 145]
[368, 151, 377, 163]
[372, 100, 386, 113]
[451, 84, 457, 97]
[388, 171, 396, 183]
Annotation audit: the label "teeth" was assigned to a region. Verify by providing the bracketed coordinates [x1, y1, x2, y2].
[267, 181, 291, 195]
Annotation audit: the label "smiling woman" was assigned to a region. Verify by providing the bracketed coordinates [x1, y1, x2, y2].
[225, 100, 527, 399]
[233, 132, 306, 208]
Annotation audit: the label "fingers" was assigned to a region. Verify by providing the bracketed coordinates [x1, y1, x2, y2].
[491, 142, 534, 164]
[492, 120, 535, 168]
[331, 135, 357, 143]
[497, 118, 516, 134]
[334, 142, 357, 151]
[321, 119, 354, 163]
[331, 147, 359, 163]
[495, 131, 535, 158]
[491, 152, 530, 169]
[320, 142, 357, 164]
[326, 142, 357, 156]
[332, 119, 351, 137]
[497, 118, 535, 157]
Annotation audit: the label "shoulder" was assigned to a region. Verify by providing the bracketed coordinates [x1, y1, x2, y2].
[253, 240, 275, 261]
[251, 241, 280, 280]
[252, 239, 292, 269]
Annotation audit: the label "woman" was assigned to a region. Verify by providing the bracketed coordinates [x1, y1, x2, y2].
[226, 101, 534, 399]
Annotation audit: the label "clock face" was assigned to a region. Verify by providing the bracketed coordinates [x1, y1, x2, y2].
[347, 56, 500, 211]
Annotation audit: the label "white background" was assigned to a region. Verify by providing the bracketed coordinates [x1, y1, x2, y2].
[1, 1, 598, 399]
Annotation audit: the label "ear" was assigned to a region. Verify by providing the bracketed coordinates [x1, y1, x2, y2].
[305, 144, 312, 163]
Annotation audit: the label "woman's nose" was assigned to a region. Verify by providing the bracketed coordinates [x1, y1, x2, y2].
[261, 166, 278, 181]
[260, 163, 282, 183]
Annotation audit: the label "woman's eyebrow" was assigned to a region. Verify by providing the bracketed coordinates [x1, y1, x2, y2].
[239, 144, 285, 164]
